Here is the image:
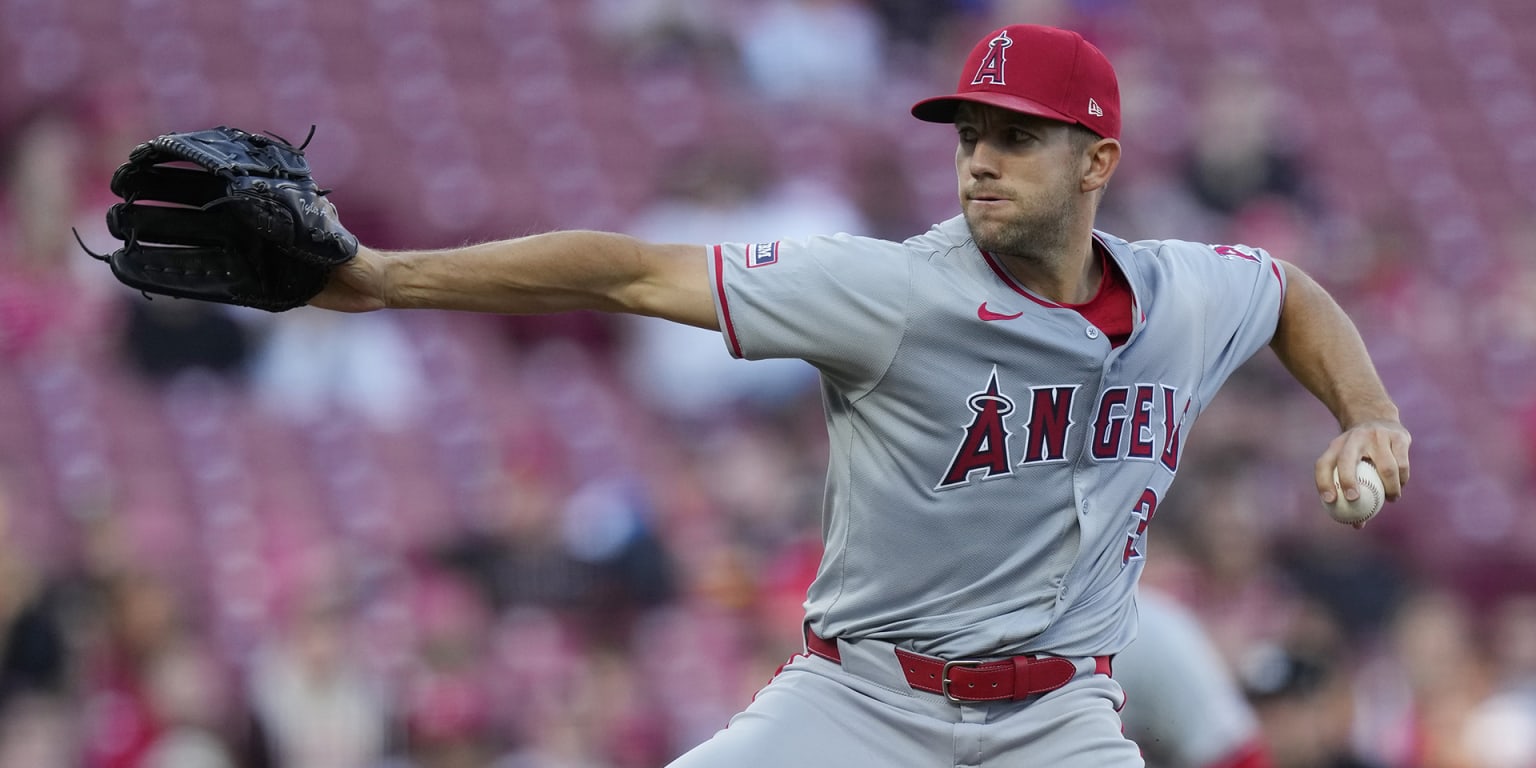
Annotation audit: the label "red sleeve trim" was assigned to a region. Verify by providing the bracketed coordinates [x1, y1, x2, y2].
[714, 245, 744, 358]
[1270, 259, 1286, 323]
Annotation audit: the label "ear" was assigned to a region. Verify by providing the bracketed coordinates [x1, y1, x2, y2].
[1081, 138, 1121, 193]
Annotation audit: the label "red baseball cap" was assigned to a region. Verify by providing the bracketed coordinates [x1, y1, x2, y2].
[911, 24, 1121, 140]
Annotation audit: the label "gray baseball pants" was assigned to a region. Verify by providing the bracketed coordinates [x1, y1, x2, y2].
[667, 635, 1144, 767]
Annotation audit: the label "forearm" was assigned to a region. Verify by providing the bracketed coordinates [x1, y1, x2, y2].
[1269, 261, 1398, 429]
[383, 231, 647, 312]
[373, 231, 716, 327]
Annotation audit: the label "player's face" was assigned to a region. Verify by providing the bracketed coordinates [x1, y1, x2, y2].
[954, 105, 1085, 258]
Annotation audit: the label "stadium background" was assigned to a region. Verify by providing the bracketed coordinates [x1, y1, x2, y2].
[1, 0, 1535, 765]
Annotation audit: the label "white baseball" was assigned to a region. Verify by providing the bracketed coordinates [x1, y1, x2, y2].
[1326, 460, 1385, 525]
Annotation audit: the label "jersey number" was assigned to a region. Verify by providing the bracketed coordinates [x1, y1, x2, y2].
[1121, 488, 1159, 565]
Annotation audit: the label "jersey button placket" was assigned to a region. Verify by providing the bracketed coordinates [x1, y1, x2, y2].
[1086, 326, 1100, 340]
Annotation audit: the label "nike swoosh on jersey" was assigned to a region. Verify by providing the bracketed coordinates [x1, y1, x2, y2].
[977, 302, 1024, 321]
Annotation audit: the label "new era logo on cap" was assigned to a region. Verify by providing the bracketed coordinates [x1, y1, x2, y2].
[911, 24, 1121, 140]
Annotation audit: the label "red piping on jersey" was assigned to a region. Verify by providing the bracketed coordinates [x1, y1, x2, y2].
[980, 250, 1066, 307]
[982, 241, 1136, 346]
[979, 235, 1118, 309]
[1270, 260, 1286, 324]
[714, 245, 744, 358]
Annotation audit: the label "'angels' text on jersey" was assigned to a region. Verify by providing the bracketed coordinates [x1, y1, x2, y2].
[937, 367, 1186, 490]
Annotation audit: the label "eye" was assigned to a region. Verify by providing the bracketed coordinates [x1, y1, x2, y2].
[1008, 127, 1036, 145]
[956, 126, 979, 144]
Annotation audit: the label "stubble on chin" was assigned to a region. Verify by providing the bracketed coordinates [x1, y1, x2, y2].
[964, 205, 1070, 260]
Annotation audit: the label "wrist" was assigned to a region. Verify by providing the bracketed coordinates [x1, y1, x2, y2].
[1338, 401, 1400, 431]
[360, 246, 399, 310]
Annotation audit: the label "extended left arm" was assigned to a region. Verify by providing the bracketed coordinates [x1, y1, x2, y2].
[1269, 260, 1412, 508]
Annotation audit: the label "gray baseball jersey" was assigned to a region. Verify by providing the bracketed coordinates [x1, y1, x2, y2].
[709, 215, 1285, 659]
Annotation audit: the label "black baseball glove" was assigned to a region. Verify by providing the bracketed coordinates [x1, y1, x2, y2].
[83, 125, 358, 312]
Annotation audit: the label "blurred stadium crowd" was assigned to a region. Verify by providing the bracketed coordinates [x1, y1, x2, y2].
[1, 0, 1535, 766]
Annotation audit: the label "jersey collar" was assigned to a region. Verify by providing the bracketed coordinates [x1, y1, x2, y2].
[978, 231, 1147, 336]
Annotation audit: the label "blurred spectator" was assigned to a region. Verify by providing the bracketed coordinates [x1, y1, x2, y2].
[1272, 535, 1408, 647]
[620, 140, 860, 421]
[633, 601, 759, 759]
[1364, 588, 1491, 767]
[847, 136, 923, 241]
[80, 570, 188, 768]
[491, 649, 650, 768]
[440, 466, 679, 645]
[249, 310, 427, 432]
[1238, 643, 1384, 768]
[557, 475, 679, 632]
[119, 300, 252, 386]
[438, 468, 598, 617]
[1176, 61, 1318, 233]
[247, 589, 388, 768]
[1158, 451, 1309, 663]
[137, 639, 238, 768]
[868, 0, 973, 53]
[735, 0, 886, 107]
[0, 104, 113, 362]
[389, 568, 497, 768]
[0, 693, 76, 768]
[587, 0, 739, 73]
[1461, 689, 1536, 768]
[0, 494, 68, 712]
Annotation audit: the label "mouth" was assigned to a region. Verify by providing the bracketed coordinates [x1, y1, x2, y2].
[966, 196, 1011, 211]
[966, 189, 1011, 204]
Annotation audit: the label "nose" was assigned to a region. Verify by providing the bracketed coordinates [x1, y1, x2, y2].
[962, 137, 1001, 179]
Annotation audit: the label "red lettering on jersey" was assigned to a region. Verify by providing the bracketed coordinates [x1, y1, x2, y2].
[1160, 387, 1185, 472]
[1091, 387, 1129, 460]
[1122, 488, 1160, 564]
[1021, 386, 1076, 464]
[1127, 384, 1156, 460]
[1213, 244, 1260, 263]
[971, 31, 1013, 85]
[937, 370, 1016, 489]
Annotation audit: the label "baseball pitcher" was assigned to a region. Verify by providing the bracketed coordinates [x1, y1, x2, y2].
[93, 23, 1411, 768]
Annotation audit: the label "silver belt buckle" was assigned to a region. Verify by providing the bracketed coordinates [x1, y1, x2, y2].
[940, 659, 983, 703]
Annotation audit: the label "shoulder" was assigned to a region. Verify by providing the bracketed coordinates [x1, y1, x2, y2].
[777, 216, 972, 263]
[1107, 234, 1265, 262]
[1105, 233, 1276, 277]
[901, 215, 977, 260]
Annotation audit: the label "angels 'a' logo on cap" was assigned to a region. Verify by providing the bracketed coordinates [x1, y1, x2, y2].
[971, 30, 1013, 86]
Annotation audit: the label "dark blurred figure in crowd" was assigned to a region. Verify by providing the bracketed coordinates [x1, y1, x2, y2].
[120, 301, 252, 385]
[437, 468, 678, 644]
[0, 489, 68, 725]
[1239, 644, 1385, 768]
[1178, 62, 1317, 222]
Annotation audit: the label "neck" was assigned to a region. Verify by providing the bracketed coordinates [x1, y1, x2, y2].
[993, 230, 1101, 304]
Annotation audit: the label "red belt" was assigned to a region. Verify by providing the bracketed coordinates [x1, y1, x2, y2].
[805, 626, 1112, 704]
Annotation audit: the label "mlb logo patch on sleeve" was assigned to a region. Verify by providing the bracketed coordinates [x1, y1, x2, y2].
[747, 242, 780, 268]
